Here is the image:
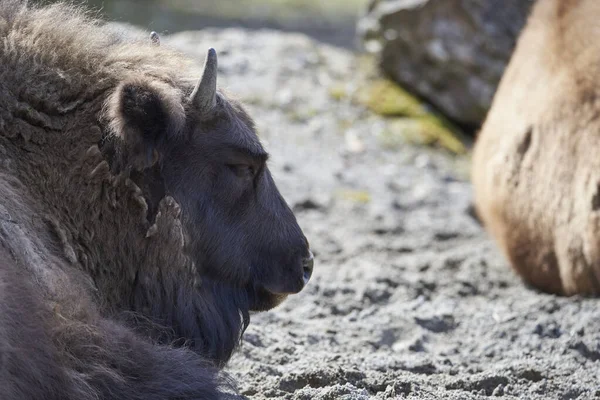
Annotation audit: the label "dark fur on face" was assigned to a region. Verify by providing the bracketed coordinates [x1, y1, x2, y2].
[101, 78, 311, 363]
[0, 0, 312, 398]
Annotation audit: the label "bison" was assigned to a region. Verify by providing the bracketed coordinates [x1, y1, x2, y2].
[0, 1, 314, 399]
[472, 0, 600, 295]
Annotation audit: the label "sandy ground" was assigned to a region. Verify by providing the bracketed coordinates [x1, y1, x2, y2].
[158, 28, 600, 399]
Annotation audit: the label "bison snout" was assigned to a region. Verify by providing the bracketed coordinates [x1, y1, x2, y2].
[260, 250, 315, 296]
[302, 251, 314, 286]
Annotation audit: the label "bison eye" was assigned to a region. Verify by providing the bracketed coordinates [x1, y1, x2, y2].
[227, 164, 255, 179]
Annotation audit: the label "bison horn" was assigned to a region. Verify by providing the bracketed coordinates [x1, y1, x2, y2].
[150, 31, 160, 46]
[190, 48, 218, 115]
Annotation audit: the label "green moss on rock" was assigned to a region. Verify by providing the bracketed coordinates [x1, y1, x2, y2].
[354, 79, 470, 155]
[358, 79, 428, 118]
[378, 118, 467, 155]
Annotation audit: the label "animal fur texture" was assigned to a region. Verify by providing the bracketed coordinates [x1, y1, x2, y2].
[0, 1, 312, 398]
[472, 0, 600, 295]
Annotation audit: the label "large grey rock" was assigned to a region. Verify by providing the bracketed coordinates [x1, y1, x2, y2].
[358, 0, 534, 127]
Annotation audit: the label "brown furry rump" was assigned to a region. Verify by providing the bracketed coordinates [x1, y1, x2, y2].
[472, 0, 600, 295]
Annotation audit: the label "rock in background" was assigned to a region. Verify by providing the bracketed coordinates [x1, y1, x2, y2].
[358, 0, 534, 127]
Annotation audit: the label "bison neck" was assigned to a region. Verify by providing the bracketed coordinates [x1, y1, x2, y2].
[0, 3, 243, 366]
[0, 120, 246, 366]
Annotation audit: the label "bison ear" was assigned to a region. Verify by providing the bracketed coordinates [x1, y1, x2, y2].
[106, 78, 185, 170]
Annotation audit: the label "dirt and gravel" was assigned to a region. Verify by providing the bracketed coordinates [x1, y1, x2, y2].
[154, 27, 600, 399]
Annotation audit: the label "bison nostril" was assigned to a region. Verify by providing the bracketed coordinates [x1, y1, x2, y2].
[302, 251, 314, 286]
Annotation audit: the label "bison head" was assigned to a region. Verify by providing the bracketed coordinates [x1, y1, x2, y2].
[103, 48, 313, 363]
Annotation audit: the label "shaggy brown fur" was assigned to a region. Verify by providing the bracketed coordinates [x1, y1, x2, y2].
[472, 0, 600, 295]
[0, 1, 312, 398]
